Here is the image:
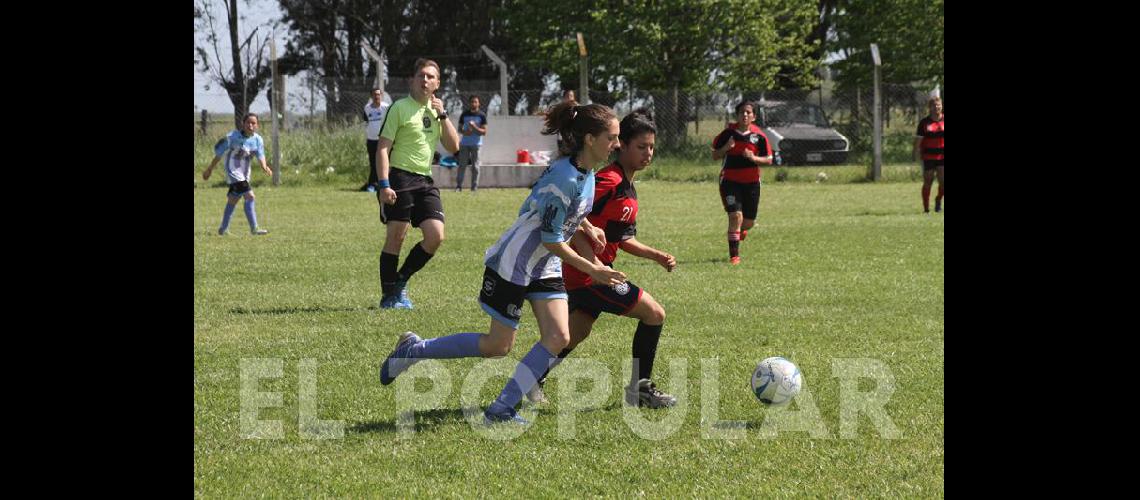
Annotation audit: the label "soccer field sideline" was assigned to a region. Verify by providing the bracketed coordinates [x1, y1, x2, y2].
[195, 181, 943, 496]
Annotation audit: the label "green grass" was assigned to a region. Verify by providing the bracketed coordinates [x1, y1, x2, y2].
[195, 180, 944, 496]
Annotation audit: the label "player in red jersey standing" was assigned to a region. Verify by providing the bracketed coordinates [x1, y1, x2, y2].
[914, 96, 944, 213]
[712, 101, 773, 265]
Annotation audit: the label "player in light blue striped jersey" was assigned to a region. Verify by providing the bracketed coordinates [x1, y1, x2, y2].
[203, 113, 273, 235]
[379, 101, 627, 425]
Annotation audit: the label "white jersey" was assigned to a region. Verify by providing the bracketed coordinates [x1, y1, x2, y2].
[484, 157, 595, 285]
[213, 130, 265, 184]
[364, 101, 389, 140]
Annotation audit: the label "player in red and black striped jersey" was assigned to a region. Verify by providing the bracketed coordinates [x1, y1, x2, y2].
[712, 101, 773, 264]
[913, 96, 944, 213]
[527, 109, 679, 408]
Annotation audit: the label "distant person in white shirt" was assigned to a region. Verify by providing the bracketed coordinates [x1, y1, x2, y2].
[361, 88, 390, 192]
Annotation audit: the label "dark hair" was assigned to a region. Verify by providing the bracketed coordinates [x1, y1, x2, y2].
[469, 94, 481, 102]
[734, 101, 755, 114]
[243, 113, 259, 122]
[619, 108, 656, 144]
[542, 100, 617, 157]
[413, 58, 440, 76]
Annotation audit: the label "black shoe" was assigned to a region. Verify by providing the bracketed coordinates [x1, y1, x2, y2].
[934, 199, 942, 212]
[625, 379, 677, 408]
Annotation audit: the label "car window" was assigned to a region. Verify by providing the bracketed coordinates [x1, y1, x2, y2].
[763, 104, 829, 128]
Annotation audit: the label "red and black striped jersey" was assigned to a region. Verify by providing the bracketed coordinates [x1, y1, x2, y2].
[564, 162, 638, 290]
[713, 123, 771, 183]
[916, 115, 944, 160]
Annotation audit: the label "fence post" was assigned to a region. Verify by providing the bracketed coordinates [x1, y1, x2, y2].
[577, 33, 589, 104]
[200, 110, 209, 136]
[480, 45, 509, 116]
[270, 33, 282, 186]
[870, 43, 882, 182]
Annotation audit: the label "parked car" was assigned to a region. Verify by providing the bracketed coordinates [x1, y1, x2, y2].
[755, 101, 849, 165]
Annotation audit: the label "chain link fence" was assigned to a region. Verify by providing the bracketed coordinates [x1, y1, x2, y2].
[197, 70, 939, 167]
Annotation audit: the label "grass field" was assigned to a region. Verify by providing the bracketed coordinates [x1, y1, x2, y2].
[194, 180, 944, 496]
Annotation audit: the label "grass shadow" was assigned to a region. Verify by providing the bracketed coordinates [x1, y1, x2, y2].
[229, 305, 366, 315]
[348, 407, 476, 434]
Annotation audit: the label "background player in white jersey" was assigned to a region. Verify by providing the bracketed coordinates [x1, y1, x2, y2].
[203, 113, 273, 236]
[360, 88, 390, 192]
[378, 100, 627, 425]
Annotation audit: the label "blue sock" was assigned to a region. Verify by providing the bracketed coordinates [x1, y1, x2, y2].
[489, 342, 555, 413]
[411, 332, 482, 359]
[220, 202, 237, 232]
[243, 199, 258, 231]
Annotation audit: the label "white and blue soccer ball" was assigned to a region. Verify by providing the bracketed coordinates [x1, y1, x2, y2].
[751, 357, 802, 406]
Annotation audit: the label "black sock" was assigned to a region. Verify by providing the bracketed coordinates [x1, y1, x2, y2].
[397, 242, 434, 282]
[380, 251, 399, 295]
[632, 322, 663, 382]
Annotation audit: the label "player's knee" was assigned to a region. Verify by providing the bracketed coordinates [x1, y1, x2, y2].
[423, 235, 444, 253]
[545, 331, 570, 352]
[483, 337, 514, 357]
[244, 193, 255, 202]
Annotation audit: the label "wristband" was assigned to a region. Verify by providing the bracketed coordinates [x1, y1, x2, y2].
[378, 179, 390, 188]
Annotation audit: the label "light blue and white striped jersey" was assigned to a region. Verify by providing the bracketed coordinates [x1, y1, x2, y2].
[484, 157, 596, 285]
[213, 130, 266, 184]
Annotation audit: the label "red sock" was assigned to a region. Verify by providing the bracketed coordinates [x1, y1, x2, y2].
[921, 185, 931, 211]
[740, 229, 748, 241]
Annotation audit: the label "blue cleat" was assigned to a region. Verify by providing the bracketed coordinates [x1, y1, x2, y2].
[483, 407, 530, 426]
[394, 281, 414, 309]
[379, 332, 422, 386]
[379, 294, 400, 309]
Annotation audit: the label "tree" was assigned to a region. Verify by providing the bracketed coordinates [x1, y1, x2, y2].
[827, 0, 944, 90]
[277, 0, 515, 122]
[195, 0, 275, 129]
[499, 0, 823, 144]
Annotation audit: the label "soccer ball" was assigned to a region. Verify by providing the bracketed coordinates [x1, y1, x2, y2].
[816, 171, 829, 182]
[751, 357, 803, 405]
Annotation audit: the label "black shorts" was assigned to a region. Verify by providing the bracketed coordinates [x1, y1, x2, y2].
[378, 168, 444, 227]
[923, 159, 944, 171]
[478, 267, 567, 329]
[227, 181, 252, 196]
[719, 179, 761, 220]
[568, 281, 644, 319]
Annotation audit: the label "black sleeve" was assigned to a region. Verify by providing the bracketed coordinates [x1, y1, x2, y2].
[916, 118, 927, 137]
[755, 134, 770, 155]
[712, 129, 731, 149]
